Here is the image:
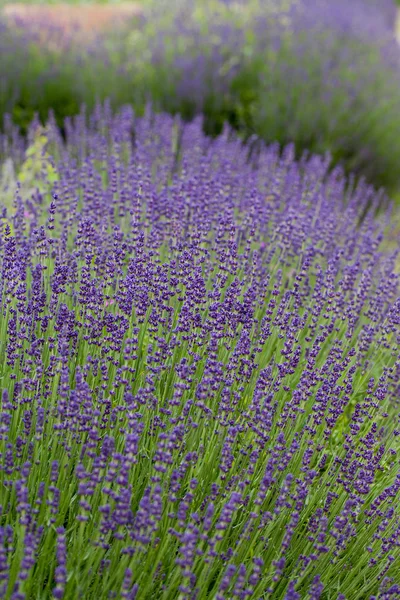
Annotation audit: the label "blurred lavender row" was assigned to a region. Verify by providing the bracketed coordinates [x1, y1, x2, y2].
[1, 0, 400, 191]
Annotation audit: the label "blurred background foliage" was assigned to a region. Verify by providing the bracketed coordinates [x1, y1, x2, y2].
[0, 0, 400, 195]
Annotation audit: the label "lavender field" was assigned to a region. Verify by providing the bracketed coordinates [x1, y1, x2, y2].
[0, 1, 399, 599]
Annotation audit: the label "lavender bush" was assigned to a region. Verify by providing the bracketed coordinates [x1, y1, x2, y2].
[144, 0, 400, 189]
[0, 104, 399, 598]
[230, 0, 400, 191]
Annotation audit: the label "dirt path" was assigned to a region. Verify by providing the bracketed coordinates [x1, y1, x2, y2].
[2, 2, 143, 44]
[397, 7, 400, 44]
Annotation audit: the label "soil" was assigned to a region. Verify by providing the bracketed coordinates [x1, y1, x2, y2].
[397, 7, 400, 43]
[2, 2, 143, 45]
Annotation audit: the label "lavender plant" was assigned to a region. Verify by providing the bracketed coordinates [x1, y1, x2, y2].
[0, 104, 399, 599]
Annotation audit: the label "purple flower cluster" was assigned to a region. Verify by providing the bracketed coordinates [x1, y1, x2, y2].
[0, 104, 399, 598]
